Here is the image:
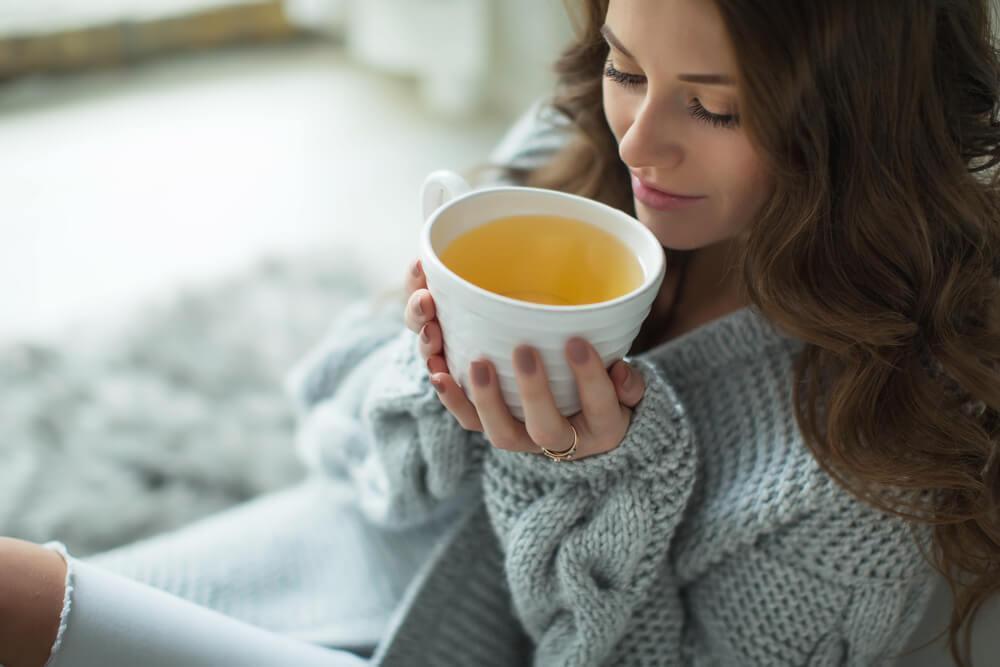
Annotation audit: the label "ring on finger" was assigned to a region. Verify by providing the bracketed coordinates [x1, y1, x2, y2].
[539, 424, 578, 462]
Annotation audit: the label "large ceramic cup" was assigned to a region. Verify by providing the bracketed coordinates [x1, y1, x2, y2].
[420, 170, 666, 420]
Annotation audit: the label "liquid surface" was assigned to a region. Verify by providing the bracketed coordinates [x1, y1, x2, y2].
[439, 214, 644, 306]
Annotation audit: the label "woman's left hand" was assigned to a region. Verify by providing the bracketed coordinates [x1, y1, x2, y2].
[428, 339, 646, 460]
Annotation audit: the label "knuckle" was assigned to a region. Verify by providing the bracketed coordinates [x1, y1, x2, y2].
[526, 424, 565, 449]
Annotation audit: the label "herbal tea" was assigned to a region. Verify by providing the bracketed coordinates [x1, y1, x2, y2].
[439, 214, 644, 306]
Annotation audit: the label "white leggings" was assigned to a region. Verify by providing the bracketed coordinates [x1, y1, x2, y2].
[36, 479, 457, 667]
[43, 551, 369, 667]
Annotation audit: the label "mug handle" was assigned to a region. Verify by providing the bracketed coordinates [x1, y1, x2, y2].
[422, 170, 472, 222]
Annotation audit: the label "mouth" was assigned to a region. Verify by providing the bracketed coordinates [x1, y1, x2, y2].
[630, 173, 704, 199]
[631, 175, 707, 212]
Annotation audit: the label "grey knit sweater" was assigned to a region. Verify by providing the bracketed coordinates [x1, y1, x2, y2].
[289, 301, 935, 667]
[286, 102, 936, 666]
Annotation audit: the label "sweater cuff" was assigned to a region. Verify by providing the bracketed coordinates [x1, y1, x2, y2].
[488, 359, 694, 484]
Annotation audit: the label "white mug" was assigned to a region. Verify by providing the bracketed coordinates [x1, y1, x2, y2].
[419, 170, 666, 420]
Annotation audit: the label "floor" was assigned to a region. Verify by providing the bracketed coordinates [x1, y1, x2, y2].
[0, 40, 509, 343]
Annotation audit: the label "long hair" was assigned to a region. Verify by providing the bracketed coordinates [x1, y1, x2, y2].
[516, 1, 1000, 665]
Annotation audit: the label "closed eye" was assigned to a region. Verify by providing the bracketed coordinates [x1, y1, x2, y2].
[604, 60, 741, 130]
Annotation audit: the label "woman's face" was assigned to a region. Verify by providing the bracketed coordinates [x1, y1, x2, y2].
[603, 0, 770, 251]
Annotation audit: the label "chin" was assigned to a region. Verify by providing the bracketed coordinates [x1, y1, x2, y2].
[635, 209, 710, 252]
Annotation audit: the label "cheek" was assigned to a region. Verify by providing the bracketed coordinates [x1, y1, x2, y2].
[721, 149, 772, 230]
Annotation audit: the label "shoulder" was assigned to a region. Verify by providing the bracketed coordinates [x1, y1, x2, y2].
[667, 336, 930, 585]
[760, 488, 934, 585]
[486, 96, 575, 174]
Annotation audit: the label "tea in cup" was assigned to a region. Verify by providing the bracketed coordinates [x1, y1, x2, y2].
[420, 170, 666, 419]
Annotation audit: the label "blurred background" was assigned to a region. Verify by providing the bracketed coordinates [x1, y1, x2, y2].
[0, 0, 573, 343]
[0, 0, 573, 556]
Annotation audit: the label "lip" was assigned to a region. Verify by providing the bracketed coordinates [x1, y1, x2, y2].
[631, 174, 706, 211]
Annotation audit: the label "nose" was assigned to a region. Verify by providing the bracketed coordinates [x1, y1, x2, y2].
[618, 97, 683, 172]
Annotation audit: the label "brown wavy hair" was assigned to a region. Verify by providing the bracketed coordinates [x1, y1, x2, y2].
[510, 1, 1000, 665]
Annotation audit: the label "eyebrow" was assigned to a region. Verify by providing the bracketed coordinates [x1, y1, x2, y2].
[600, 24, 736, 86]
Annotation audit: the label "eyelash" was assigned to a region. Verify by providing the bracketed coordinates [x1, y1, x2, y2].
[603, 59, 741, 130]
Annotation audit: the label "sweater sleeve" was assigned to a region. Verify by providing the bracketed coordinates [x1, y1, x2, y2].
[481, 358, 698, 666]
[284, 298, 486, 529]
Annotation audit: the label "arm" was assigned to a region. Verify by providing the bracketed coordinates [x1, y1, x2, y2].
[481, 359, 698, 666]
[284, 299, 485, 529]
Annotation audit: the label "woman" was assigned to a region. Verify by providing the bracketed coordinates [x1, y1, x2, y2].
[3, 0, 998, 665]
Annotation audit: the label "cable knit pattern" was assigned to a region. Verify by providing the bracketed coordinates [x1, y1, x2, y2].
[483, 359, 696, 666]
[280, 301, 936, 667]
[282, 101, 936, 665]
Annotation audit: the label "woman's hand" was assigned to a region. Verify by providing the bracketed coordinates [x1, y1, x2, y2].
[404, 259, 646, 460]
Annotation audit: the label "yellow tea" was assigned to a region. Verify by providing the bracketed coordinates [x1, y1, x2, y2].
[439, 214, 644, 306]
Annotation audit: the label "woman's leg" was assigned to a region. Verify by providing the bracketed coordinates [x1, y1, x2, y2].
[79, 478, 456, 649]
[0, 538, 67, 667]
[43, 547, 369, 667]
[5, 477, 460, 667]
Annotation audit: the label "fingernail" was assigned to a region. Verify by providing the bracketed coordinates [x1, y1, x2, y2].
[514, 347, 536, 375]
[420, 326, 430, 343]
[471, 361, 490, 387]
[621, 365, 633, 390]
[413, 298, 423, 318]
[567, 338, 589, 365]
[412, 261, 422, 278]
[431, 377, 445, 394]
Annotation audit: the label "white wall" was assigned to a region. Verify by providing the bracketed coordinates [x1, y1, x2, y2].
[292, 0, 574, 120]
[484, 0, 575, 118]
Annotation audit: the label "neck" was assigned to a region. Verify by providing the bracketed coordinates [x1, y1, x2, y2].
[634, 240, 747, 352]
[673, 239, 747, 316]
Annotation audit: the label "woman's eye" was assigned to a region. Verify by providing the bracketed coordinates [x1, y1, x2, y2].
[603, 59, 647, 89]
[603, 59, 741, 130]
[688, 99, 741, 130]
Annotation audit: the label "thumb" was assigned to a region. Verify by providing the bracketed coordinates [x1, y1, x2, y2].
[610, 361, 645, 408]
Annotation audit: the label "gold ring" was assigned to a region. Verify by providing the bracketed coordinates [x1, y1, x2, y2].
[540, 424, 578, 462]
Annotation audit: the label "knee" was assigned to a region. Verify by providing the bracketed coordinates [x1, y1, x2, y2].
[0, 537, 68, 667]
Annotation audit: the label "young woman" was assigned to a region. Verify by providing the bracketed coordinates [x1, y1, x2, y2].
[2, 1, 998, 666]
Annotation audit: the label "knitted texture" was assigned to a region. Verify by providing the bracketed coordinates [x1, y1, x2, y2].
[285, 101, 936, 665]
[286, 299, 484, 530]
[288, 302, 936, 667]
[483, 358, 696, 666]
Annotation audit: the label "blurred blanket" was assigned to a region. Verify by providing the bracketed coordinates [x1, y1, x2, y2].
[0, 249, 368, 556]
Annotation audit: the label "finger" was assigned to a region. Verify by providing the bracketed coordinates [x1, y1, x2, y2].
[609, 360, 646, 409]
[566, 338, 622, 435]
[426, 354, 449, 376]
[467, 359, 534, 452]
[430, 372, 483, 432]
[404, 288, 436, 333]
[513, 345, 575, 453]
[404, 259, 427, 295]
[418, 320, 444, 362]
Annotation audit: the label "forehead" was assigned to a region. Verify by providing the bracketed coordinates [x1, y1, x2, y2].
[605, 0, 736, 72]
